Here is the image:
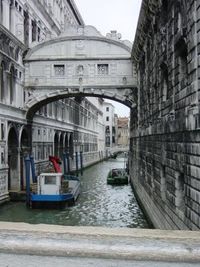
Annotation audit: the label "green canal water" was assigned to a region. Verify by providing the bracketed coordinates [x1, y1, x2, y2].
[0, 157, 149, 228]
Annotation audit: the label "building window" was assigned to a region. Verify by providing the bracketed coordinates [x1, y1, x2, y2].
[0, 62, 5, 102]
[105, 126, 110, 133]
[1, 152, 4, 164]
[106, 136, 110, 146]
[32, 20, 37, 42]
[106, 107, 109, 112]
[9, 65, 15, 104]
[54, 64, 65, 76]
[1, 123, 4, 140]
[176, 172, 185, 212]
[37, 27, 41, 42]
[106, 116, 109, 121]
[97, 64, 108, 75]
[160, 63, 169, 101]
[179, 46, 188, 87]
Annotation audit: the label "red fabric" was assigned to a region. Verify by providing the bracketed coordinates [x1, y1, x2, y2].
[49, 156, 62, 172]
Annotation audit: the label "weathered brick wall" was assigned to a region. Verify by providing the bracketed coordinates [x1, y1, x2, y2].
[130, 0, 200, 230]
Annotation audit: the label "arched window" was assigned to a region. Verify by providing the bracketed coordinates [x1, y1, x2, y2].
[0, 62, 5, 102]
[160, 63, 169, 102]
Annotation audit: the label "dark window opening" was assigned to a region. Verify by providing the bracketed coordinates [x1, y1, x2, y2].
[32, 20, 37, 42]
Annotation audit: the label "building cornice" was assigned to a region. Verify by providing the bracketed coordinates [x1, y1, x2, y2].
[132, 0, 161, 62]
[67, 0, 85, 26]
[0, 24, 27, 51]
[25, 35, 131, 61]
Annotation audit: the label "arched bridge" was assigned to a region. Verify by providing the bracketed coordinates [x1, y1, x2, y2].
[24, 26, 137, 120]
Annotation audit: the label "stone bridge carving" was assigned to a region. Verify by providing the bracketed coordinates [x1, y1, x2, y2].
[24, 26, 137, 120]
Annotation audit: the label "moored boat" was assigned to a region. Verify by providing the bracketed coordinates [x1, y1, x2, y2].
[107, 168, 129, 185]
[25, 155, 81, 208]
[30, 173, 80, 208]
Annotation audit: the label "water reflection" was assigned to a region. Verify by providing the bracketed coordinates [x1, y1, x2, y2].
[0, 158, 149, 228]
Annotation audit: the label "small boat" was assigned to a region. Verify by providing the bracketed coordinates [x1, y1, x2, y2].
[107, 168, 129, 185]
[25, 155, 81, 208]
[30, 172, 80, 208]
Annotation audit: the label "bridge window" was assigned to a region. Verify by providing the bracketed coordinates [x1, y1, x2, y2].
[54, 64, 65, 76]
[97, 64, 108, 75]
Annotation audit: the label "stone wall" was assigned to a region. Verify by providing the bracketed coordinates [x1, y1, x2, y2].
[130, 0, 200, 230]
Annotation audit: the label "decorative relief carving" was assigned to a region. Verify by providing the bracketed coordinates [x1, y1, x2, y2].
[76, 65, 84, 76]
[76, 40, 85, 50]
[0, 29, 24, 60]
[0, 175, 6, 196]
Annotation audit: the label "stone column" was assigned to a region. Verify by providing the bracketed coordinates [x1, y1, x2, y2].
[10, 1, 16, 34]
[0, 65, 2, 101]
[28, 17, 32, 45]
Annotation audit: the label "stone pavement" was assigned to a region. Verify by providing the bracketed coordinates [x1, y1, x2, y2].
[0, 222, 200, 266]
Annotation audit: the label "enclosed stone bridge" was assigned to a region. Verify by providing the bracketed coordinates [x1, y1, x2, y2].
[24, 26, 137, 120]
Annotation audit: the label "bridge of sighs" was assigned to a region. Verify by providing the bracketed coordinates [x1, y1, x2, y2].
[24, 25, 137, 120]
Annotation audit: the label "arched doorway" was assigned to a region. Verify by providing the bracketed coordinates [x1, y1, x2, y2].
[59, 133, 64, 159]
[20, 128, 30, 190]
[8, 127, 19, 190]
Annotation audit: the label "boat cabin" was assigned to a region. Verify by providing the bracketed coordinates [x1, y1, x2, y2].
[37, 173, 65, 195]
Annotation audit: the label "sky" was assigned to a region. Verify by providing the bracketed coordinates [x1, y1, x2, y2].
[74, 0, 142, 117]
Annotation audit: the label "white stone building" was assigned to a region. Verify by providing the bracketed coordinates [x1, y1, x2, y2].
[103, 102, 118, 153]
[117, 117, 129, 147]
[0, 0, 105, 201]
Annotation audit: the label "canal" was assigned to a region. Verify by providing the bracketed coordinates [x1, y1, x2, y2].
[0, 157, 149, 228]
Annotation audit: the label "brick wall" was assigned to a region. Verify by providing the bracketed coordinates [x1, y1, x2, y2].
[130, 0, 200, 230]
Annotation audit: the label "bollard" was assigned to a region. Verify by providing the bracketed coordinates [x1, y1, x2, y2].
[75, 151, 79, 176]
[29, 155, 37, 183]
[63, 153, 67, 174]
[66, 152, 70, 174]
[80, 151, 83, 175]
[24, 156, 31, 207]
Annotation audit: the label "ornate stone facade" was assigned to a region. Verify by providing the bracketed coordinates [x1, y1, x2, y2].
[130, 0, 200, 230]
[0, 0, 107, 198]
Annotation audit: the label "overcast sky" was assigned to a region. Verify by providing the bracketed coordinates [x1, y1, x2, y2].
[74, 0, 142, 117]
